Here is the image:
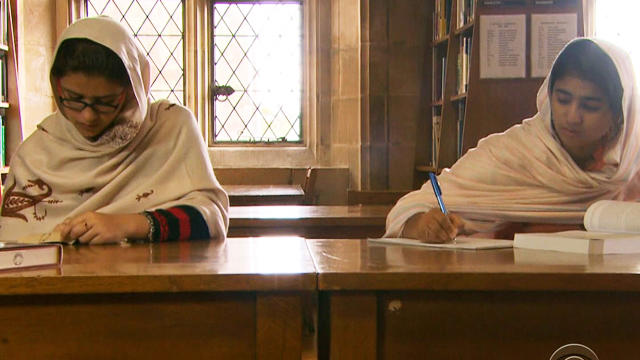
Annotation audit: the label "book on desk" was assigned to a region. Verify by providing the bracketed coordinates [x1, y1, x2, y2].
[0, 242, 62, 272]
[514, 200, 640, 254]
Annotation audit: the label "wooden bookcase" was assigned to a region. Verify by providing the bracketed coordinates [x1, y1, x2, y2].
[427, 0, 583, 170]
[0, 0, 9, 175]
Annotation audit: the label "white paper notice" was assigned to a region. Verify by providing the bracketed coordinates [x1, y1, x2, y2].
[531, 13, 577, 78]
[480, 14, 526, 79]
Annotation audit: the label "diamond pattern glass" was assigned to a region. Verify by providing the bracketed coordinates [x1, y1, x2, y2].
[212, 1, 303, 143]
[85, 0, 184, 104]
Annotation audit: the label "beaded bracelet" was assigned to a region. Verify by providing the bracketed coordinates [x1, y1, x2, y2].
[141, 211, 156, 242]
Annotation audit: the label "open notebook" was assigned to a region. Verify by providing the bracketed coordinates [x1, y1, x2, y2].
[368, 237, 513, 250]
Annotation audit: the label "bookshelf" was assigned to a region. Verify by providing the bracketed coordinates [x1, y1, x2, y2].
[0, 0, 8, 171]
[426, 0, 583, 170]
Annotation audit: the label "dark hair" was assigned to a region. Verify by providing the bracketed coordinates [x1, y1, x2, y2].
[50, 38, 130, 86]
[549, 39, 624, 122]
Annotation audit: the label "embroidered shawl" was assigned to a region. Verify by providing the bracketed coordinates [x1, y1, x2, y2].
[0, 16, 229, 240]
[385, 38, 640, 236]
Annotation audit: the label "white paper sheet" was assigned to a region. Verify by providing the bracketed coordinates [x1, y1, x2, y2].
[480, 14, 526, 79]
[530, 13, 578, 78]
[368, 237, 513, 250]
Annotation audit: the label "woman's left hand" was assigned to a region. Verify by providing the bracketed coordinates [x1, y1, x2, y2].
[53, 212, 147, 244]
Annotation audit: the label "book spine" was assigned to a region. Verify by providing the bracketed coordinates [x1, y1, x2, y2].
[0, 55, 5, 102]
[441, 56, 447, 100]
[1, 115, 5, 168]
[482, 0, 527, 6]
[432, 114, 442, 166]
[0, 0, 5, 47]
[457, 101, 465, 157]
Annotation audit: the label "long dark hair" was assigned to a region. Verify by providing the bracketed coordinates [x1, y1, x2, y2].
[50, 38, 130, 87]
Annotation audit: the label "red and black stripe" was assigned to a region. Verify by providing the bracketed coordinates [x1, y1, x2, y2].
[148, 205, 210, 242]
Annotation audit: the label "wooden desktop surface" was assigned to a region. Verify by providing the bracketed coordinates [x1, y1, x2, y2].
[229, 205, 391, 238]
[225, 184, 305, 205]
[0, 238, 315, 360]
[308, 239, 640, 359]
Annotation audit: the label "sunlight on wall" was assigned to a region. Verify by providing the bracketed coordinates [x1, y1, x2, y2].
[595, 0, 640, 83]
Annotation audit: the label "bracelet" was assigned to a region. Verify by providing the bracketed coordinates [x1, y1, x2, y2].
[141, 211, 156, 242]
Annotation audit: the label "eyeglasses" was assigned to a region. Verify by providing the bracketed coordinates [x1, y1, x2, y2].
[56, 79, 126, 114]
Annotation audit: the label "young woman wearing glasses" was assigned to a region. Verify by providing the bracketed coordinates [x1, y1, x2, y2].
[0, 16, 229, 244]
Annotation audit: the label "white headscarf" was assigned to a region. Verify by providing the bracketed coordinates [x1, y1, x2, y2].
[386, 38, 640, 236]
[0, 16, 229, 240]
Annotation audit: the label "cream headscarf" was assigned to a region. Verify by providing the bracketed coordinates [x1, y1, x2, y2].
[0, 16, 229, 240]
[386, 38, 640, 236]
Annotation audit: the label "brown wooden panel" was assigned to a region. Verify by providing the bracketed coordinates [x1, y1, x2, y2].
[327, 292, 377, 360]
[0, 238, 316, 295]
[309, 240, 640, 292]
[229, 205, 390, 239]
[256, 293, 303, 360]
[226, 185, 305, 206]
[228, 225, 385, 239]
[379, 290, 637, 359]
[0, 292, 256, 360]
[347, 190, 409, 205]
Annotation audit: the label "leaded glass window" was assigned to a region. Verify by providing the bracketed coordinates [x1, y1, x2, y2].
[212, 1, 303, 143]
[84, 0, 185, 104]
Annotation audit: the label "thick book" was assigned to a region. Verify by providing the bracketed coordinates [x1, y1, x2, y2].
[514, 200, 640, 254]
[0, 242, 63, 272]
[369, 237, 513, 250]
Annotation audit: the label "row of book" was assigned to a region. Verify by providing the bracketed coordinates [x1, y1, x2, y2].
[435, 0, 475, 41]
[0, 0, 7, 47]
[0, 48, 6, 168]
[457, 0, 475, 29]
[433, 55, 446, 103]
[482, 0, 576, 5]
[434, 0, 452, 41]
[456, 100, 466, 158]
[456, 35, 472, 95]
[431, 113, 441, 168]
[430, 101, 466, 166]
[1, 114, 5, 168]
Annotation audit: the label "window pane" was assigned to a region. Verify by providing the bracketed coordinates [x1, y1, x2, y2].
[85, 0, 185, 104]
[595, 0, 640, 85]
[212, 1, 303, 143]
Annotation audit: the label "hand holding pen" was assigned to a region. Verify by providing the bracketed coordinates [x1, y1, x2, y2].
[428, 172, 447, 215]
[400, 171, 463, 243]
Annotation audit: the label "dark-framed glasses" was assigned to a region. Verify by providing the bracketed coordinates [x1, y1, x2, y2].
[56, 79, 126, 114]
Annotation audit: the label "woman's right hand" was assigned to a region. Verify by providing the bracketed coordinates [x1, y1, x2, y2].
[400, 209, 464, 243]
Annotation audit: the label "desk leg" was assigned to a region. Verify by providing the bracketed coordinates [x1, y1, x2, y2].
[256, 293, 302, 360]
[320, 292, 377, 360]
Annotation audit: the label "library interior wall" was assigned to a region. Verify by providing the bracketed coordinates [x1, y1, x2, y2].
[13, 0, 427, 201]
[360, 0, 430, 190]
[6, 0, 58, 164]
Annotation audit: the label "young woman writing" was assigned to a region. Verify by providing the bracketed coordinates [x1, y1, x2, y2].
[386, 38, 640, 243]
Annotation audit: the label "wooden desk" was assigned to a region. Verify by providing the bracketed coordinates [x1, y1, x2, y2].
[229, 205, 391, 238]
[225, 184, 305, 205]
[308, 239, 640, 359]
[0, 238, 316, 360]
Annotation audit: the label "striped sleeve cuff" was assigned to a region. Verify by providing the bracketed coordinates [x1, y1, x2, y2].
[148, 205, 210, 242]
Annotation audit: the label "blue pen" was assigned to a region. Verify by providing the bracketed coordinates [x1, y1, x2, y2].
[428, 172, 448, 215]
